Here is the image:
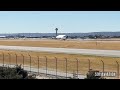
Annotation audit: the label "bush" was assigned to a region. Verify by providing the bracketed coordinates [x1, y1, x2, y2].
[0, 65, 36, 79]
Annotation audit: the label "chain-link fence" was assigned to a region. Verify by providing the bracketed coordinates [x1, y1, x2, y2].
[0, 52, 119, 79]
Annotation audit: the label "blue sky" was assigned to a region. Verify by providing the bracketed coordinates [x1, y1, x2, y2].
[0, 11, 120, 33]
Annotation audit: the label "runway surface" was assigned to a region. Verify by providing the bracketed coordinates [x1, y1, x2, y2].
[0, 45, 120, 57]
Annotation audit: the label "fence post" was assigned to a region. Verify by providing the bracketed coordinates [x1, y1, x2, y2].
[101, 60, 104, 78]
[8, 53, 11, 67]
[37, 56, 39, 75]
[116, 61, 119, 79]
[21, 54, 24, 69]
[76, 58, 79, 79]
[55, 57, 57, 79]
[15, 53, 17, 65]
[88, 59, 90, 71]
[65, 58, 67, 79]
[45, 56, 47, 76]
[2, 52, 4, 66]
[28, 54, 31, 73]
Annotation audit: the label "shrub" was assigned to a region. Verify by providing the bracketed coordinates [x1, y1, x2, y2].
[0, 65, 36, 79]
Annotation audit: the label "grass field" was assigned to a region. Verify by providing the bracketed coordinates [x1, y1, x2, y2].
[0, 39, 120, 78]
[0, 39, 120, 50]
[0, 50, 119, 78]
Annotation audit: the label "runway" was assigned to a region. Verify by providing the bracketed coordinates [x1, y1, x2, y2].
[0, 45, 120, 57]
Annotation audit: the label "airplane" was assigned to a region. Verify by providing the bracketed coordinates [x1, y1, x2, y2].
[52, 35, 68, 40]
[55, 35, 68, 40]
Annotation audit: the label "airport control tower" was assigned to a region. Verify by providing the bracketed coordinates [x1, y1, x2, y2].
[55, 28, 58, 36]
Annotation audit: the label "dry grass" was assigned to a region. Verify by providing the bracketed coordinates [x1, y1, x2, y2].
[0, 50, 119, 78]
[0, 39, 120, 78]
[0, 39, 120, 50]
